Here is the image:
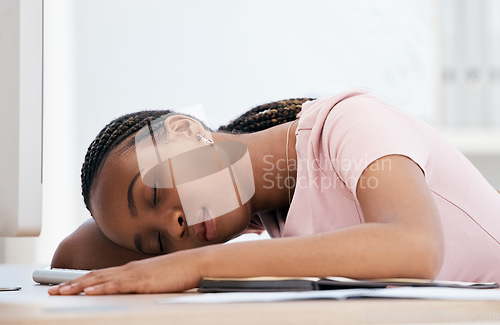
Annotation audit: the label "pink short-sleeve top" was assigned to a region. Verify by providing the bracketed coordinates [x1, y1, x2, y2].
[259, 90, 500, 282]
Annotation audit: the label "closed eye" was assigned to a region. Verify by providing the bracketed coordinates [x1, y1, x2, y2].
[157, 232, 164, 253]
[152, 181, 158, 206]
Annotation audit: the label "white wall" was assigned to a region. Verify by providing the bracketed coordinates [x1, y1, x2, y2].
[8, 0, 499, 264]
[69, 0, 438, 132]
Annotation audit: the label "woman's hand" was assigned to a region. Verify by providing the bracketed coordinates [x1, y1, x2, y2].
[48, 249, 204, 295]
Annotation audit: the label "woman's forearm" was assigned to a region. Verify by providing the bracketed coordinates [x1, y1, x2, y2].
[51, 219, 151, 270]
[47, 220, 443, 296]
[199, 221, 442, 280]
[48, 156, 445, 296]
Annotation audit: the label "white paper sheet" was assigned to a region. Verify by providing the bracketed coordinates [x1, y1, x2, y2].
[367, 287, 500, 300]
[158, 287, 500, 304]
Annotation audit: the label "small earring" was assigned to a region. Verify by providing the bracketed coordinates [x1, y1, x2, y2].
[197, 133, 214, 145]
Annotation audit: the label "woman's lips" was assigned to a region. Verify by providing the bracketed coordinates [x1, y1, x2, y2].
[193, 218, 217, 242]
[193, 222, 206, 242]
[204, 218, 216, 241]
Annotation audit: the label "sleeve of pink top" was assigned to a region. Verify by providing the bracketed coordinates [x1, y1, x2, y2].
[321, 93, 431, 200]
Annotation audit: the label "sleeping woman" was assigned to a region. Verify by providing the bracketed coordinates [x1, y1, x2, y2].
[48, 90, 500, 295]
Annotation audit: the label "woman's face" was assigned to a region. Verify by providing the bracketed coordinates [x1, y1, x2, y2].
[89, 143, 253, 256]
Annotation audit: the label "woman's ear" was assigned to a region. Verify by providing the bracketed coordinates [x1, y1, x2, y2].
[163, 115, 208, 139]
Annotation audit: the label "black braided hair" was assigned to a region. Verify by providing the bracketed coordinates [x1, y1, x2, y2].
[81, 110, 171, 211]
[217, 98, 314, 133]
[81, 97, 314, 212]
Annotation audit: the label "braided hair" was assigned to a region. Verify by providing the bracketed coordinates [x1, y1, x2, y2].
[218, 98, 314, 133]
[81, 98, 314, 212]
[81, 110, 171, 211]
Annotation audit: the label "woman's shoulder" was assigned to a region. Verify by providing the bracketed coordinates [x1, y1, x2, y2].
[298, 89, 424, 148]
[297, 89, 371, 130]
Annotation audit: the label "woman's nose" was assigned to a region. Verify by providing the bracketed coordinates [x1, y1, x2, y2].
[165, 209, 187, 240]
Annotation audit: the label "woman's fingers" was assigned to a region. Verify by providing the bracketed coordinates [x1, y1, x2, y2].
[48, 278, 84, 295]
[47, 251, 204, 295]
[48, 281, 83, 295]
[48, 268, 118, 295]
[83, 281, 126, 295]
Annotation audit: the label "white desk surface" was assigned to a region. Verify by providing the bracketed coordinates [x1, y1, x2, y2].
[1, 264, 500, 325]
